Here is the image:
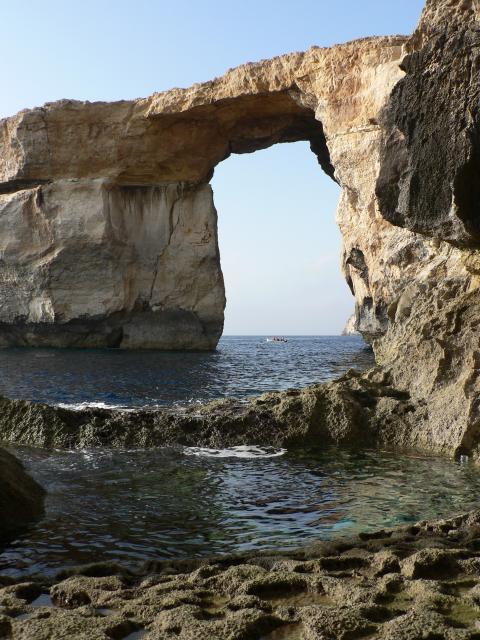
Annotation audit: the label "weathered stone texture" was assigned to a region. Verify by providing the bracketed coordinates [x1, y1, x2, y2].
[376, 0, 480, 247]
[370, 0, 480, 460]
[0, 36, 407, 348]
[0, 180, 224, 348]
[5, 509, 480, 639]
[0, 370, 412, 450]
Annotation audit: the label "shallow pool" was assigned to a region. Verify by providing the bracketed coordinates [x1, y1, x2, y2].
[1, 444, 479, 578]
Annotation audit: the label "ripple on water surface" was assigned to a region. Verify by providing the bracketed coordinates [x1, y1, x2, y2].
[2, 445, 480, 578]
[0, 336, 373, 408]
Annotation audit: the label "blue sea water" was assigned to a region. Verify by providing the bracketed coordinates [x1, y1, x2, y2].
[0, 335, 373, 408]
[1, 336, 479, 579]
[3, 444, 480, 578]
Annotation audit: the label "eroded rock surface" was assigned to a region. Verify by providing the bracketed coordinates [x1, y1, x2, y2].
[0, 369, 417, 451]
[368, 0, 480, 461]
[4, 510, 480, 639]
[0, 34, 407, 348]
[3, 3, 480, 638]
[0, 449, 45, 544]
[377, 0, 480, 247]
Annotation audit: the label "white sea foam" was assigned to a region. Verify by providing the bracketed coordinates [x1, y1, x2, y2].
[183, 445, 287, 459]
[56, 401, 133, 412]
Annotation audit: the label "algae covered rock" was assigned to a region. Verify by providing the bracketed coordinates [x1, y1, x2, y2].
[0, 371, 415, 451]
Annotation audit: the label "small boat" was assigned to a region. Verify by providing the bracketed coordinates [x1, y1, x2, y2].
[269, 336, 288, 343]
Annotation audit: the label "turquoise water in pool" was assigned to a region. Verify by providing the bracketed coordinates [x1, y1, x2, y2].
[1, 444, 479, 578]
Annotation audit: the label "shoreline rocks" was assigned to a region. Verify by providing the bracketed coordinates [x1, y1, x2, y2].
[4, 509, 480, 638]
[0, 449, 45, 544]
[0, 368, 421, 454]
[0, 357, 472, 460]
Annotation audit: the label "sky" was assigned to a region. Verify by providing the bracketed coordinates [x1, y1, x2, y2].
[1, 0, 425, 335]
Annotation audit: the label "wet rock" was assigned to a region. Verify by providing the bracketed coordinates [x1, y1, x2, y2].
[0, 370, 416, 451]
[0, 616, 11, 638]
[5, 508, 480, 638]
[51, 576, 124, 609]
[0, 448, 45, 543]
[401, 549, 461, 580]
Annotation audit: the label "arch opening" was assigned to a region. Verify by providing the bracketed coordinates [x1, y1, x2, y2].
[211, 141, 351, 336]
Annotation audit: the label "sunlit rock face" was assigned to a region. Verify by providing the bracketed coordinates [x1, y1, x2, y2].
[0, 181, 224, 348]
[0, 36, 408, 348]
[370, 0, 480, 459]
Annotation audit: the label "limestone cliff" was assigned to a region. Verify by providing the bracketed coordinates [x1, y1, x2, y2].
[0, 36, 408, 348]
[369, 0, 480, 459]
[0, 181, 224, 348]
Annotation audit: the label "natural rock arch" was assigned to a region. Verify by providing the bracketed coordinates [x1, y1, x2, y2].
[0, 36, 408, 349]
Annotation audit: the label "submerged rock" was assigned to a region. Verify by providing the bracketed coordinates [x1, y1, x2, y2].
[0, 448, 45, 543]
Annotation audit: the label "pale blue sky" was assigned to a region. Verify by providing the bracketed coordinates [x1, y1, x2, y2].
[1, 0, 425, 334]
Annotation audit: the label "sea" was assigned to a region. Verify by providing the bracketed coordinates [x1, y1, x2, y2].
[1, 336, 479, 579]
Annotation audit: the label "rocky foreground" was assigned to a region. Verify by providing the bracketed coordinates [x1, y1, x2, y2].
[3, 510, 480, 639]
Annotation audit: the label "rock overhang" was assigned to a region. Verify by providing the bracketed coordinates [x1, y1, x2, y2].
[0, 34, 410, 350]
[0, 36, 407, 189]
